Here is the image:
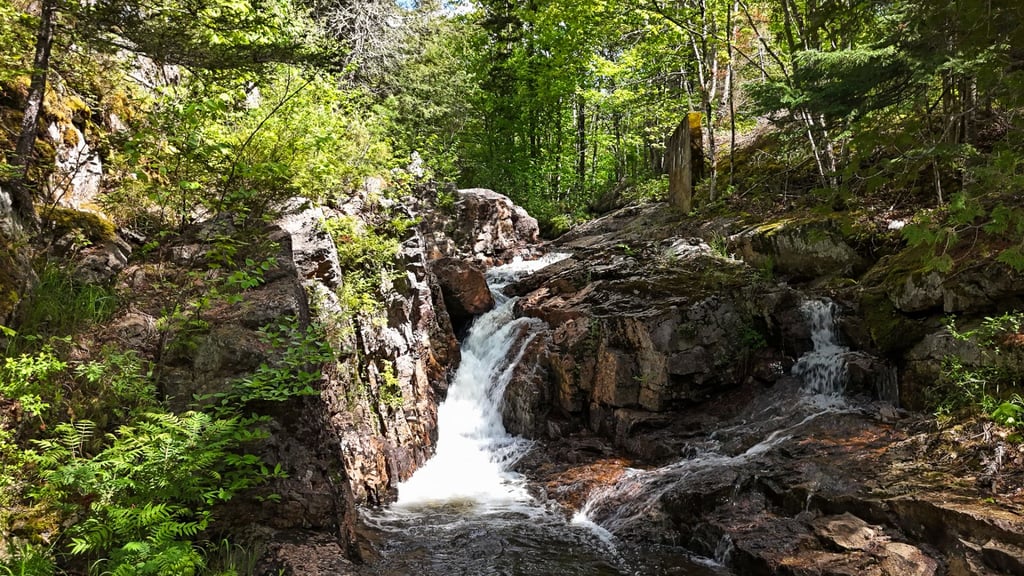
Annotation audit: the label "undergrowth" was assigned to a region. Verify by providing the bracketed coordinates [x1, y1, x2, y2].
[0, 246, 333, 575]
[935, 312, 1024, 440]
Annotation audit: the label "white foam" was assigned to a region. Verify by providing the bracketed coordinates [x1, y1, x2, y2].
[395, 254, 569, 509]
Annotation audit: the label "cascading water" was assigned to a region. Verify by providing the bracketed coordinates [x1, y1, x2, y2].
[571, 299, 858, 558]
[358, 255, 728, 575]
[394, 257, 549, 507]
[790, 299, 849, 397]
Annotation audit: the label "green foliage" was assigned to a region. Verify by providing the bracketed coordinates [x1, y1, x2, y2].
[739, 325, 768, 351]
[206, 317, 332, 406]
[622, 178, 668, 206]
[991, 397, 1024, 429]
[708, 233, 731, 260]
[0, 428, 29, 511]
[935, 313, 1024, 427]
[323, 215, 402, 314]
[105, 69, 393, 229]
[0, 542, 56, 576]
[750, 47, 918, 128]
[31, 412, 283, 575]
[899, 185, 1024, 275]
[0, 346, 67, 422]
[376, 361, 403, 409]
[202, 539, 260, 576]
[0, 1, 31, 84]
[379, 16, 481, 182]
[78, 0, 328, 73]
[74, 349, 157, 421]
[14, 263, 118, 345]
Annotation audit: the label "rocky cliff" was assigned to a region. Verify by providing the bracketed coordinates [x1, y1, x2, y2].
[0, 178, 539, 572]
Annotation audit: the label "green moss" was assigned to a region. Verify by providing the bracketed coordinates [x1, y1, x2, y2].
[0, 234, 27, 324]
[754, 218, 794, 236]
[40, 206, 116, 244]
[859, 289, 926, 353]
[861, 244, 932, 291]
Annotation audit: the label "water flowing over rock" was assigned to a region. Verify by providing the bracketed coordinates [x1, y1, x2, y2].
[500, 205, 814, 444]
[487, 201, 1024, 576]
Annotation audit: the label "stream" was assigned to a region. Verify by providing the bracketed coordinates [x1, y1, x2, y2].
[355, 264, 860, 575]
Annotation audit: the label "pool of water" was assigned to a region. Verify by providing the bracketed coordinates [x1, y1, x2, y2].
[356, 502, 729, 576]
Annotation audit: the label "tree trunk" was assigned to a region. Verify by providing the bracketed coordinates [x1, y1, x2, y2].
[727, 0, 737, 188]
[667, 113, 703, 214]
[8, 0, 58, 227]
[575, 94, 586, 196]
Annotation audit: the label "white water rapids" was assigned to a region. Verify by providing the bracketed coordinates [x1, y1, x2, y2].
[360, 273, 870, 574]
[791, 299, 849, 398]
[394, 255, 558, 508]
[359, 254, 727, 575]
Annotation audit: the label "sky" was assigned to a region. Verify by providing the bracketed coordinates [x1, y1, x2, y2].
[396, 0, 477, 15]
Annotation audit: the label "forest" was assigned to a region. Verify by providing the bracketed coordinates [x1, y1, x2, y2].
[2, 0, 1024, 574]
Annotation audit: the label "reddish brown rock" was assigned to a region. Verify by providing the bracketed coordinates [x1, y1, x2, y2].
[429, 257, 494, 334]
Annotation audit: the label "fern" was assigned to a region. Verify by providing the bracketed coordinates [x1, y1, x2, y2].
[998, 246, 1024, 273]
[900, 222, 937, 247]
[30, 411, 282, 575]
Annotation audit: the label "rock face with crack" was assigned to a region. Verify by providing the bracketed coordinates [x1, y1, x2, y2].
[419, 187, 541, 265]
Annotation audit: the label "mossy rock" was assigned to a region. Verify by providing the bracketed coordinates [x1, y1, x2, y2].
[0, 243, 20, 323]
[859, 289, 928, 353]
[736, 214, 869, 281]
[40, 206, 116, 244]
[0, 232, 34, 326]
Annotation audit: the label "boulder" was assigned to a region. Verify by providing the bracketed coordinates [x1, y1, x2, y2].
[429, 257, 494, 335]
[419, 187, 540, 264]
[73, 238, 131, 285]
[733, 218, 868, 281]
[501, 203, 818, 440]
[276, 201, 344, 289]
[980, 540, 1024, 575]
[864, 247, 1024, 315]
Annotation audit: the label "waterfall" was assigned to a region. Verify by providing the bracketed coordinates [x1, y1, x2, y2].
[395, 254, 566, 508]
[791, 299, 849, 397]
[571, 300, 858, 544]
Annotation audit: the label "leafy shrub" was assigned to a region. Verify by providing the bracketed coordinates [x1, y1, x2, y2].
[376, 361, 403, 409]
[0, 345, 67, 422]
[937, 313, 1024, 428]
[322, 215, 401, 314]
[0, 542, 56, 576]
[74, 349, 157, 421]
[206, 317, 333, 407]
[103, 68, 394, 229]
[32, 412, 283, 576]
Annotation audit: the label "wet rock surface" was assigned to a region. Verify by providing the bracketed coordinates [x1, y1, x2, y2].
[496, 201, 1024, 575]
[518, 376, 1024, 575]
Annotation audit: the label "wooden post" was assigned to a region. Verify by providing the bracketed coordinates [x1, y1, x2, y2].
[667, 112, 703, 214]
